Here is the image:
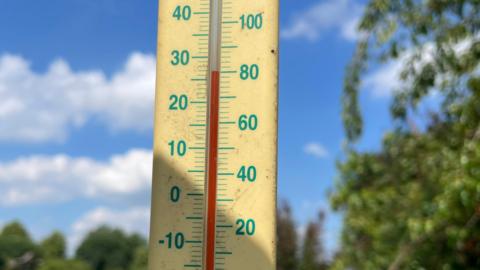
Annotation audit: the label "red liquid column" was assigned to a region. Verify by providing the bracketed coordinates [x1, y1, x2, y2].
[205, 70, 220, 270]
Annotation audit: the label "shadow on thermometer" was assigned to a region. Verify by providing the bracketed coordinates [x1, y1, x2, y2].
[148, 152, 275, 269]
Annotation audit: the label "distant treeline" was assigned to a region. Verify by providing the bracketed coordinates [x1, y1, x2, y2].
[0, 201, 328, 270]
[0, 221, 148, 270]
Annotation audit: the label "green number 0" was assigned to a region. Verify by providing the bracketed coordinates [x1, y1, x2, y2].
[170, 186, 181, 202]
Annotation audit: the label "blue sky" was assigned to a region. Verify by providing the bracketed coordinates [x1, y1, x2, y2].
[0, 0, 399, 254]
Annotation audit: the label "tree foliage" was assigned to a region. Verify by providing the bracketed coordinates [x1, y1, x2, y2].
[129, 246, 148, 270]
[300, 212, 328, 270]
[343, 0, 480, 142]
[0, 221, 40, 270]
[277, 202, 299, 270]
[40, 232, 66, 260]
[75, 226, 146, 270]
[0, 222, 150, 270]
[38, 259, 92, 270]
[335, 0, 480, 269]
[277, 202, 329, 270]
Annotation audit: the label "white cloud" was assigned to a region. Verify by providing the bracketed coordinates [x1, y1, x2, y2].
[0, 149, 152, 206]
[363, 59, 405, 98]
[281, 0, 364, 41]
[0, 52, 156, 143]
[363, 36, 479, 98]
[304, 142, 329, 159]
[70, 206, 150, 253]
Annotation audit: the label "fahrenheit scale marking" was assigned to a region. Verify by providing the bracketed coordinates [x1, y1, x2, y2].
[148, 0, 279, 268]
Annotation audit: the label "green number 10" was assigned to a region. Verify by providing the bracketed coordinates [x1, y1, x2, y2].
[168, 140, 187, 156]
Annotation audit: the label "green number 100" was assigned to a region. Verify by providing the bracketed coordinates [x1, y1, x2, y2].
[240, 14, 263, 30]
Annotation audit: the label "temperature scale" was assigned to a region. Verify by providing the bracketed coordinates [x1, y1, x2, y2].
[148, 0, 279, 269]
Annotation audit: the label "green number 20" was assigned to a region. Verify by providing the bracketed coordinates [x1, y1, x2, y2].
[236, 219, 255, 236]
[169, 94, 188, 110]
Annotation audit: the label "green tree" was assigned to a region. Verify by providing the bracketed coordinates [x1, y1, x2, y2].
[0, 256, 5, 270]
[129, 246, 148, 270]
[1, 222, 30, 239]
[334, 0, 480, 269]
[75, 226, 146, 270]
[0, 221, 40, 270]
[40, 231, 66, 259]
[38, 259, 92, 270]
[277, 202, 299, 270]
[299, 212, 328, 270]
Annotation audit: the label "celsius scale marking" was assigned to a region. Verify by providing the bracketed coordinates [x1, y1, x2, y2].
[148, 0, 278, 269]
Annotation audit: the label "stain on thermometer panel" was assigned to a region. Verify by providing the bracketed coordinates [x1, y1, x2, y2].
[148, 0, 278, 269]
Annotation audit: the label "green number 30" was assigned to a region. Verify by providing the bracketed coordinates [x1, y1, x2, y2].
[171, 50, 190, 66]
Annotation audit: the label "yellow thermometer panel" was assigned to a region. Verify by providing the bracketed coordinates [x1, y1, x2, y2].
[148, 0, 278, 269]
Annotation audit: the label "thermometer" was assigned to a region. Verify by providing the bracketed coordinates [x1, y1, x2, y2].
[148, 0, 278, 269]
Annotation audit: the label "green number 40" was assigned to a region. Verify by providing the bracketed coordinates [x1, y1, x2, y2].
[237, 166, 257, 182]
[173, 5, 191, 20]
